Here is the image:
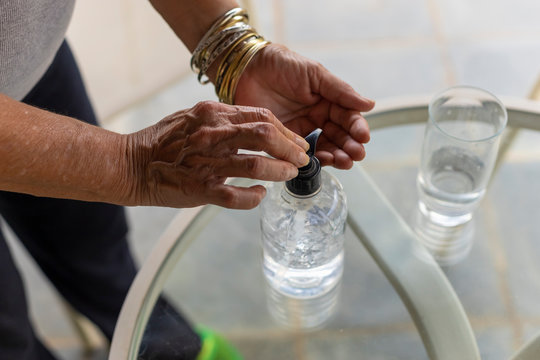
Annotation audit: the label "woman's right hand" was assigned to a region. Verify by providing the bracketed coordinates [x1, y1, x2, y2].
[122, 101, 310, 209]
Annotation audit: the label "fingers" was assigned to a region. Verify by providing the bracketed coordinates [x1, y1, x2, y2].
[321, 121, 367, 162]
[210, 184, 267, 210]
[196, 103, 309, 167]
[303, 100, 368, 164]
[315, 65, 375, 112]
[328, 103, 370, 144]
[309, 100, 370, 143]
[231, 105, 310, 151]
[316, 143, 354, 170]
[211, 154, 299, 181]
[183, 101, 311, 168]
[207, 104, 311, 167]
[190, 101, 309, 152]
[314, 150, 334, 167]
[222, 122, 309, 167]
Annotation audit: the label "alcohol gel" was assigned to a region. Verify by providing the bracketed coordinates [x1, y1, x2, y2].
[260, 129, 347, 328]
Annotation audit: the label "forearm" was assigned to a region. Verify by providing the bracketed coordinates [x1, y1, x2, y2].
[0, 94, 131, 204]
[149, 0, 239, 53]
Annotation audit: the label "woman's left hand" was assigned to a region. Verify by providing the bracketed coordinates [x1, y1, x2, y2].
[234, 44, 375, 169]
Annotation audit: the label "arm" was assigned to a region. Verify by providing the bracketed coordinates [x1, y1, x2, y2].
[0, 93, 129, 204]
[0, 94, 308, 209]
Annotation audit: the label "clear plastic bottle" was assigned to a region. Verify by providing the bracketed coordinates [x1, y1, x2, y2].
[260, 129, 347, 328]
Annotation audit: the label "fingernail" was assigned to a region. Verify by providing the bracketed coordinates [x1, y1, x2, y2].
[288, 166, 299, 179]
[298, 152, 310, 166]
[364, 97, 376, 106]
[295, 135, 310, 151]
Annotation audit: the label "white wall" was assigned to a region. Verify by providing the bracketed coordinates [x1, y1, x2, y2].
[66, 0, 192, 123]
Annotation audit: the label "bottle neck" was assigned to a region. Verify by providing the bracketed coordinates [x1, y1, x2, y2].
[284, 183, 321, 199]
[280, 171, 326, 208]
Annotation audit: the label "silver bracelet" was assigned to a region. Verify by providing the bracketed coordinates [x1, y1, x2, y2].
[190, 8, 247, 70]
[190, 8, 253, 84]
[197, 29, 250, 84]
[191, 23, 250, 73]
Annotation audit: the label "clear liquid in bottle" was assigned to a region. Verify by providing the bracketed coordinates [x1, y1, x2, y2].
[259, 129, 347, 328]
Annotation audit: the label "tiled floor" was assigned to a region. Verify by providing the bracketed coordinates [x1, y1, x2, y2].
[4, 0, 540, 359]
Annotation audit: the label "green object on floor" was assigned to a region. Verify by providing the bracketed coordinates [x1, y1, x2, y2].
[196, 327, 243, 360]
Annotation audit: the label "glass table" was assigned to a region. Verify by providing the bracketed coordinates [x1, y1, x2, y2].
[109, 97, 540, 360]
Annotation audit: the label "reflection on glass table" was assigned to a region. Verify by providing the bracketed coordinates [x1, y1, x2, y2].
[109, 97, 540, 360]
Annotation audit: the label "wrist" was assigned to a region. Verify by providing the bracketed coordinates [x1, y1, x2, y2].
[120, 131, 153, 206]
[150, 0, 239, 52]
[73, 129, 138, 206]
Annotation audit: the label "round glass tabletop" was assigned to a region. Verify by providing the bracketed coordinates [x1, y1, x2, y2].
[110, 97, 540, 360]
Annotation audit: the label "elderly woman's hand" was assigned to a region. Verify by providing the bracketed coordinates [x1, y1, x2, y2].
[235, 44, 375, 169]
[124, 101, 310, 209]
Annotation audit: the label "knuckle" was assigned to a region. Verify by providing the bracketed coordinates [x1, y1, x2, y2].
[310, 58, 327, 73]
[254, 122, 275, 141]
[254, 107, 273, 123]
[307, 59, 322, 72]
[193, 100, 219, 116]
[245, 156, 264, 177]
[280, 164, 295, 179]
[220, 187, 240, 208]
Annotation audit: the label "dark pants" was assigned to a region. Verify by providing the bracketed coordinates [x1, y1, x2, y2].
[0, 42, 200, 360]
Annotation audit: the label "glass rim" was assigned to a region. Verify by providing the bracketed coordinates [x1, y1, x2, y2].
[428, 85, 508, 143]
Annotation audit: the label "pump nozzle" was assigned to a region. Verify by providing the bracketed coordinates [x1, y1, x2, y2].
[286, 129, 323, 196]
[304, 128, 322, 158]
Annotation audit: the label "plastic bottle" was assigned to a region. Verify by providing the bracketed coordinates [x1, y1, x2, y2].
[260, 129, 347, 328]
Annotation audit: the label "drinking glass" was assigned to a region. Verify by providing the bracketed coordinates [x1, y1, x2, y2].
[414, 86, 507, 265]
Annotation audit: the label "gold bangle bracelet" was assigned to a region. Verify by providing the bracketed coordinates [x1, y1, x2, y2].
[196, 26, 251, 84]
[225, 39, 270, 105]
[217, 37, 258, 103]
[219, 37, 260, 103]
[214, 32, 257, 97]
[189, 7, 271, 105]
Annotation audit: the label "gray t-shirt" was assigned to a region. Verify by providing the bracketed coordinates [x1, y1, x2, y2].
[0, 0, 75, 100]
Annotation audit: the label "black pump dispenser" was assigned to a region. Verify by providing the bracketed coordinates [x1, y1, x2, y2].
[286, 128, 322, 196]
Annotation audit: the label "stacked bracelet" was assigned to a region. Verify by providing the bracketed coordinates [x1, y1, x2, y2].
[190, 8, 270, 104]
